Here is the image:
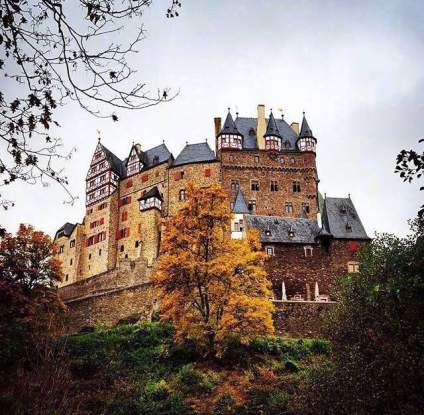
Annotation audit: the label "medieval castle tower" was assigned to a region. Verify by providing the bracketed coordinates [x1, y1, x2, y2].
[55, 104, 370, 302]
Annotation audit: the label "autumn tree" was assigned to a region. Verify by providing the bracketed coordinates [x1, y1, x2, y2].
[152, 183, 275, 354]
[0, 224, 64, 370]
[0, 0, 181, 219]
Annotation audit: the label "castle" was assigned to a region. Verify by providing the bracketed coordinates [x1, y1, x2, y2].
[55, 104, 370, 305]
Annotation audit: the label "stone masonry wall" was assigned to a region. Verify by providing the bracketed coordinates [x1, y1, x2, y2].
[220, 149, 318, 218]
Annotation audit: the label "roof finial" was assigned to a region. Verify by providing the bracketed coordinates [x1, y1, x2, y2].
[163, 139, 165, 144]
[324, 192, 327, 199]
[132, 140, 135, 146]
[96, 129, 101, 141]
[236, 111, 239, 118]
[227, 107, 231, 113]
[303, 111, 305, 116]
[186, 140, 188, 145]
[205, 137, 208, 142]
[348, 193, 351, 199]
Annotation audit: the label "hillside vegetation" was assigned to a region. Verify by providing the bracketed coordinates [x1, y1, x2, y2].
[63, 322, 329, 415]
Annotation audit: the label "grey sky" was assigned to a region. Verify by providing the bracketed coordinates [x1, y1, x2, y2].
[1, 0, 423, 237]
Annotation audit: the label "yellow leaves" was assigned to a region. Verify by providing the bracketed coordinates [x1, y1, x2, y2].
[152, 182, 275, 353]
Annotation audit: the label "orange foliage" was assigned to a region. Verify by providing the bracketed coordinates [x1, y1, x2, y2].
[152, 183, 275, 353]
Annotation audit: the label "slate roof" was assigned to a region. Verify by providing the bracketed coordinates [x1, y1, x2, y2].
[100, 143, 125, 176]
[138, 186, 164, 202]
[173, 142, 216, 166]
[219, 110, 242, 136]
[299, 114, 314, 139]
[234, 117, 298, 150]
[141, 143, 172, 169]
[232, 190, 249, 214]
[55, 222, 76, 240]
[322, 197, 370, 240]
[245, 215, 321, 244]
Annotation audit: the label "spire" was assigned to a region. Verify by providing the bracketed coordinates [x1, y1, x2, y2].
[299, 113, 314, 139]
[264, 110, 282, 138]
[219, 108, 242, 136]
[232, 190, 249, 214]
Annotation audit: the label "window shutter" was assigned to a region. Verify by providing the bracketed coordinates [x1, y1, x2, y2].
[155, 171, 160, 177]
[100, 217, 104, 225]
[204, 168, 211, 177]
[115, 229, 120, 239]
[174, 172, 180, 181]
[142, 174, 148, 183]
[126, 228, 130, 237]
[128, 196, 132, 204]
[126, 179, 133, 188]
[138, 223, 141, 233]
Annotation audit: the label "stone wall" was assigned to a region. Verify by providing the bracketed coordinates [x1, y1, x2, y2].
[273, 300, 335, 338]
[220, 149, 318, 218]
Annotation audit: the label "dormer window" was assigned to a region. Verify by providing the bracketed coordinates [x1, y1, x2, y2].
[153, 155, 159, 164]
[265, 246, 275, 256]
[288, 228, 295, 238]
[265, 135, 282, 151]
[304, 246, 313, 257]
[340, 206, 347, 214]
[179, 189, 186, 201]
[265, 228, 271, 236]
[346, 223, 352, 233]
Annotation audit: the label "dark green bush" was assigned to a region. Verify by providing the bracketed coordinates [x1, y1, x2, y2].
[283, 358, 299, 372]
[266, 390, 289, 414]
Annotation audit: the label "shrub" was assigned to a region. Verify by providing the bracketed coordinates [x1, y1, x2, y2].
[283, 358, 299, 373]
[308, 338, 330, 355]
[144, 379, 170, 401]
[266, 390, 289, 414]
[177, 363, 203, 387]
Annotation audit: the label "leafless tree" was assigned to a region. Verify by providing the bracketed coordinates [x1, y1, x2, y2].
[0, 0, 182, 216]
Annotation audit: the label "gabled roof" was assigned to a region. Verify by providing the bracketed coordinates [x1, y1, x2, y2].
[173, 142, 216, 167]
[219, 110, 242, 136]
[299, 114, 314, 139]
[232, 190, 249, 214]
[141, 143, 172, 169]
[264, 112, 282, 139]
[55, 222, 76, 240]
[322, 197, 370, 240]
[138, 186, 163, 202]
[100, 143, 125, 176]
[245, 215, 320, 244]
[234, 117, 298, 150]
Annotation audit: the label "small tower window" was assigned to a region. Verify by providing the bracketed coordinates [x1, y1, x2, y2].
[290, 157, 295, 164]
[65, 274, 69, 281]
[179, 189, 186, 201]
[120, 245, 124, 253]
[302, 202, 310, 214]
[288, 228, 295, 238]
[153, 155, 159, 164]
[340, 205, 347, 214]
[135, 241, 140, 248]
[233, 219, 244, 232]
[70, 258, 73, 266]
[59, 245, 64, 254]
[346, 223, 352, 233]
[270, 181, 278, 192]
[99, 249, 102, 256]
[251, 180, 259, 191]
[347, 261, 359, 273]
[265, 228, 271, 236]
[230, 180, 240, 191]
[285, 202, 293, 214]
[292, 181, 301, 192]
[89, 253, 92, 260]
[70, 239, 75, 248]
[265, 246, 275, 256]
[249, 128, 256, 136]
[254, 155, 260, 163]
[248, 200, 256, 212]
[304, 246, 313, 257]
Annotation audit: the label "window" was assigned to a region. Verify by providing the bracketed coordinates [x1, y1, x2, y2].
[87, 208, 93, 214]
[265, 228, 271, 236]
[346, 223, 352, 233]
[118, 228, 130, 239]
[141, 174, 149, 183]
[98, 202, 107, 210]
[265, 246, 275, 256]
[99, 174, 106, 183]
[125, 254, 129, 259]
[251, 180, 259, 191]
[153, 155, 159, 164]
[290, 157, 295, 164]
[180, 171, 185, 179]
[254, 155, 259, 163]
[135, 241, 140, 248]
[70, 258, 73, 265]
[270, 181, 278, 192]
[248, 200, 256, 212]
[229, 155, 234, 162]
[98, 232, 106, 242]
[126, 179, 133, 188]
[65, 274, 69, 281]
[347, 261, 359, 273]
[230, 202, 234, 210]
[302, 202, 310, 214]
[285, 202, 293, 214]
[89, 253, 92, 260]
[284, 141, 291, 149]
[119, 196, 131, 206]
[304, 246, 313, 257]
[288, 228, 295, 238]
[121, 211, 128, 222]
[204, 168, 211, 177]
[230, 180, 240, 191]
[120, 245, 124, 252]
[233, 219, 244, 232]
[70, 239, 75, 248]
[179, 189, 186, 201]
[292, 181, 301, 192]
[59, 245, 64, 253]
[280, 157, 285, 164]
[99, 249, 102, 256]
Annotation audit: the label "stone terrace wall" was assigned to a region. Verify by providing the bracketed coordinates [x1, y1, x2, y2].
[273, 301, 335, 338]
[59, 258, 151, 301]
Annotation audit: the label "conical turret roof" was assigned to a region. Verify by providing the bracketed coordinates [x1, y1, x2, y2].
[299, 113, 315, 139]
[264, 111, 282, 138]
[232, 190, 249, 214]
[219, 109, 242, 136]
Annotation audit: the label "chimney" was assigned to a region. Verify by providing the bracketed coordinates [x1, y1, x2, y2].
[290, 122, 299, 135]
[256, 104, 266, 149]
[214, 117, 221, 137]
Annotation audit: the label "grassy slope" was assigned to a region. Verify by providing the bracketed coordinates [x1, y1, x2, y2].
[65, 321, 330, 415]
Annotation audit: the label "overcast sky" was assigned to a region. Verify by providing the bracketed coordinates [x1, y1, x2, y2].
[1, 0, 423, 238]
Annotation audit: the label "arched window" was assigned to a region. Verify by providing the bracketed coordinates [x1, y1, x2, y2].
[179, 189, 186, 201]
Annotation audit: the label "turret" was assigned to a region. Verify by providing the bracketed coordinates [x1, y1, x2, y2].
[126, 143, 143, 176]
[296, 112, 317, 153]
[217, 108, 243, 151]
[138, 186, 163, 211]
[264, 110, 282, 151]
